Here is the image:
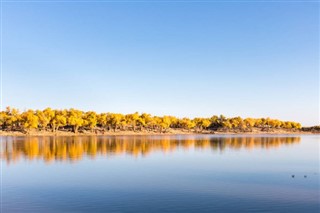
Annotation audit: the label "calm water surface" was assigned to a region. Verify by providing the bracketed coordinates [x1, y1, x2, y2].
[1, 135, 319, 212]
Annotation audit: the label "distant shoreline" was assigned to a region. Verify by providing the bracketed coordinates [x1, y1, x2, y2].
[0, 129, 318, 136]
[3, 107, 315, 137]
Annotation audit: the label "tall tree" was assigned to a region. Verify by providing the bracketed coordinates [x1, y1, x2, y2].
[21, 110, 39, 133]
[67, 109, 84, 133]
[84, 111, 97, 131]
[51, 110, 67, 132]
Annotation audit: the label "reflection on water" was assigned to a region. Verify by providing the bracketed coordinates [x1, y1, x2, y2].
[1, 135, 300, 163]
[1, 135, 319, 212]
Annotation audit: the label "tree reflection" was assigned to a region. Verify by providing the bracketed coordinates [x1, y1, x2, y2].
[1, 136, 301, 164]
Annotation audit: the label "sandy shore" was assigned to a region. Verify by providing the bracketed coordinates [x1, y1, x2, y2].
[0, 129, 317, 136]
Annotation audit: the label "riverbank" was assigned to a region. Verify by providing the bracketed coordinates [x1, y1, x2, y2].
[0, 128, 317, 136]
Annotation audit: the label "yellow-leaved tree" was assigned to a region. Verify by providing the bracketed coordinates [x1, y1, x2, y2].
[67, 109, 84, 133]
[21, 110, 39, 133]
[158, 116, 172, 133]
[125, 112, 140, 131]
[51, 110, 67, 132]
[84, 111, 97, 132]
[108, 113, 123, 132]
[179, 118, 195, 131]
[97, 113, 108, 130]
[1, 107, 20, 131]
[193, 118, 211, 133]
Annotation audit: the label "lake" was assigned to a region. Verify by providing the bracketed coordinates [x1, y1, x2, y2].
[1, 135, 319, 212]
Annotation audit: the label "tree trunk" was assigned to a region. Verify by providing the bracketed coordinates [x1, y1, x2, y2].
[52, 124, 56, 132]
[73, 125, 78, 133]
[56, 125, 60, 132]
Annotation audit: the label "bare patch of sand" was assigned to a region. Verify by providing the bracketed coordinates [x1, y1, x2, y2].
[0, 128, 317, 136]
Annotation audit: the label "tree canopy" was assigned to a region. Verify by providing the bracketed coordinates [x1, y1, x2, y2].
[0, 107, 302, 133]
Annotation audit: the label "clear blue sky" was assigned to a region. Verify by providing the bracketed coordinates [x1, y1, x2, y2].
[2, 1, 319, 126]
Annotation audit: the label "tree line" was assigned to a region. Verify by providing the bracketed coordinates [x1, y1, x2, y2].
[0, 107, 302, 133]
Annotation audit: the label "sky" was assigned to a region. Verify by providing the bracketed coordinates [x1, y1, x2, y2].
[1, 1, 319, 126]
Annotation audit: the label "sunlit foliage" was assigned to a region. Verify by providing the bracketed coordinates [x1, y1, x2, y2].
[21, 110, 39, 132]
[51, 110, 67, 132]
[0, 107, 302, 133]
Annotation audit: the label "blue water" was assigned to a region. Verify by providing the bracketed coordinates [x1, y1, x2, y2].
[1, 135, 319, 212]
